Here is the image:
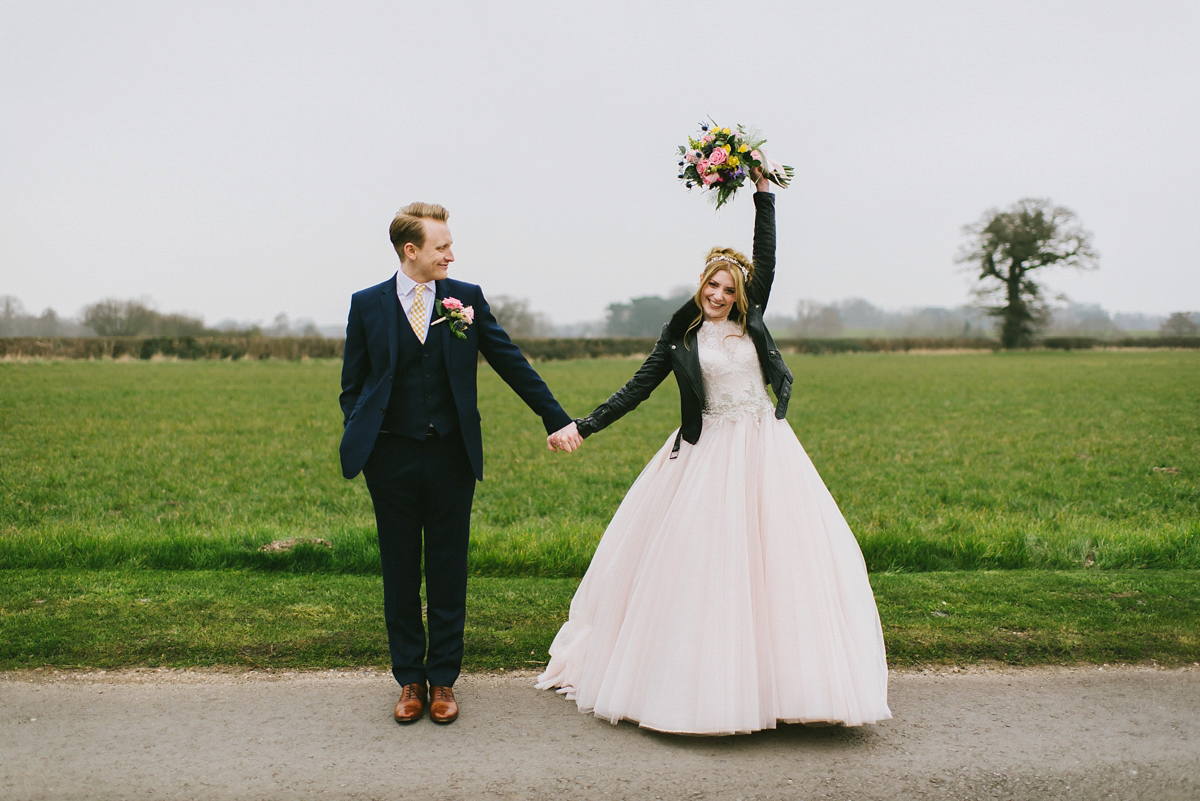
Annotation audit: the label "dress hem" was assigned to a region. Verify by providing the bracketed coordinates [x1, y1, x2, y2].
[538, 679, 893, 735]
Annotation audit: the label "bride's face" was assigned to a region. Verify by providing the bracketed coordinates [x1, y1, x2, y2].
[700, 269, 736, 322]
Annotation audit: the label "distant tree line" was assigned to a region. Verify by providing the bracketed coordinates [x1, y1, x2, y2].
[592, 196, 1194, 346]
[4, 289, 1195, 344]
[0, 293, 561, 339]
[598, 291, 1194, 341]
[3, 198, 1190, 348]
[0, 296, 323, 338]
[604, 289, 694, 337]
[785, 299, 995, 339]
[601, 289, 1000, 339]
[0, 296, 92, 337]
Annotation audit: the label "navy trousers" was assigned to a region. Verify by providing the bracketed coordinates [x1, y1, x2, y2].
[362, 428, 476, 687]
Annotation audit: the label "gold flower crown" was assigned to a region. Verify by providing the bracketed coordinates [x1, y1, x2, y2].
[702, 255, 750, 281]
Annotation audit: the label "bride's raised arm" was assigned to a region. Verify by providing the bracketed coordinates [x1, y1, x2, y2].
[747, 169, 776, 313]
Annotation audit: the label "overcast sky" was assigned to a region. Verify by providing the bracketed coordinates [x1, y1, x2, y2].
[2, 0, 1197, 328]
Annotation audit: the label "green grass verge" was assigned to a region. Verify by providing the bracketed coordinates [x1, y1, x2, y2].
[1, 353, 1197, 575]
[2, 569, 1197, 671]
[0, 569, 574, 672]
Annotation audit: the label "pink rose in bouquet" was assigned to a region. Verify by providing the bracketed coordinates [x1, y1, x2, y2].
[441, 297, 463, 311]
[707, 147, 728, 166]
[701, 170, 722, 186]
[462, 306, 475, 324]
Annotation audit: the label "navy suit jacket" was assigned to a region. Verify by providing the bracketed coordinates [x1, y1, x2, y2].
[339, 274, 571, 481]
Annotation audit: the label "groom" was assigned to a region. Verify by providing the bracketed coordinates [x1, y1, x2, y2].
[339, 201, 581, 724]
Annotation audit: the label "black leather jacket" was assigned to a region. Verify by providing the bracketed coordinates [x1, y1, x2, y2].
[576, 192, 792, 453]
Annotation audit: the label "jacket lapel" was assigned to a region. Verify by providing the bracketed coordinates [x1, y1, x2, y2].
[434, 280, 454, 373]
[381, 273, 400, 369]
[666, 301, 705, 401]
[676, 329, 704, 400]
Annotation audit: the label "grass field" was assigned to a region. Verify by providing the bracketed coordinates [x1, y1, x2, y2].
[1, 352, 1198, 670]
[1, 352, 1196, 575]
[2, 569, 1196, 670]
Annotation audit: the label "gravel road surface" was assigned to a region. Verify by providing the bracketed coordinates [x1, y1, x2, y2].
[3, 665, 1198, 800]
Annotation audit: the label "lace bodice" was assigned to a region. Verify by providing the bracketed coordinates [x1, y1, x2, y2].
[697, 320, 774, 423]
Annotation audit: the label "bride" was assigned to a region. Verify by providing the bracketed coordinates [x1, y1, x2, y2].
[539, 170, 891, 734]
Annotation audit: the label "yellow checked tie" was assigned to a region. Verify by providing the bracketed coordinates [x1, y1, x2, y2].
[409, 284, 427, 344]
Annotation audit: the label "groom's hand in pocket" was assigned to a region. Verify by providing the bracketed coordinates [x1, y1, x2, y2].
[547, 422, 582, 453]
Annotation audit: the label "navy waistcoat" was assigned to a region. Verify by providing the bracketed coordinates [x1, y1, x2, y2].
[382, 296, 459, 439]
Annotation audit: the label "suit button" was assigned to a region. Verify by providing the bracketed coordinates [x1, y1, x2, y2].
[379, 407, 386, 413]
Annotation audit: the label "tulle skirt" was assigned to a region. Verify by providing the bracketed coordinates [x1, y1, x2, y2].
[536, 412, 891, 734]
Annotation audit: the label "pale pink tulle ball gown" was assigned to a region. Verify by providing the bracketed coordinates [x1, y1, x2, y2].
[536, 319, 891, 735]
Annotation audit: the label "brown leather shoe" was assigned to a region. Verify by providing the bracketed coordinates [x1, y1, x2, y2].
[393, 682, 427, 723]
[429, 685, 459, 724]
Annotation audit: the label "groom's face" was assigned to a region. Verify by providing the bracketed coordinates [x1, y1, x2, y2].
[403, 219, 455, 283]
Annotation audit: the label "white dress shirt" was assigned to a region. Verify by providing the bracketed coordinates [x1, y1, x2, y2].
[395, 270, 435, 341]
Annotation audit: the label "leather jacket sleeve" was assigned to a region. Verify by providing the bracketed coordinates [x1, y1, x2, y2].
[747, 192, 776, 312]
[575, 327, 673, 438]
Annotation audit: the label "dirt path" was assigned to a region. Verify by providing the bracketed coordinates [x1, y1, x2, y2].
[3, 665, 1198, 800]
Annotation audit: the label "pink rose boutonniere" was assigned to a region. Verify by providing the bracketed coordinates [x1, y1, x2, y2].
[433, 296, 474, 340]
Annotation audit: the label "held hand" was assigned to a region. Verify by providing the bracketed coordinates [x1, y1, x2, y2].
[547, 422, 583, 453]
[749, 165, 771, 193]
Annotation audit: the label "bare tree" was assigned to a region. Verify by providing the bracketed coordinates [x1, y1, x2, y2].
[150, 313, 207, 336]
[958, 198, 1097, 348]
[0, 295, 25, 336]
[1160, 312, 1199, 337]
[80, 299, 204, 336]
[82, 299, 157, 336]
[491, 295, 554, 336]
[265, 313, 292, 337]
[34, 308, 62, 336]
[793, 300, 844, 337]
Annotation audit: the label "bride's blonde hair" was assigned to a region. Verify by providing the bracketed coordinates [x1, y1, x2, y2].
[686, 246, 753, 341]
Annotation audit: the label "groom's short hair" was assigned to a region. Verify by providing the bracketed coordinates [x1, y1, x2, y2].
[390, 202, 450, 254]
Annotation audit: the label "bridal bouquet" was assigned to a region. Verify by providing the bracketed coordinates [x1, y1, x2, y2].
[677, 121, 794, 209]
